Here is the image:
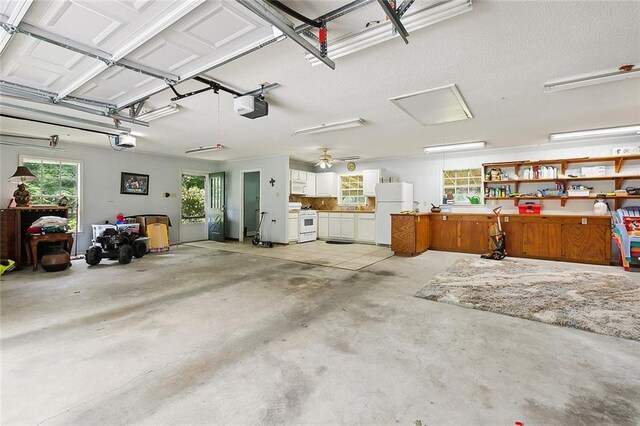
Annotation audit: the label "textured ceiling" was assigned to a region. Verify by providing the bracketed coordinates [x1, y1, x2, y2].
[1, 0, 639, 165]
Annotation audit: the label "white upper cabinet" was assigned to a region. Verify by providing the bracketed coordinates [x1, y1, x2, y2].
[305, 173, 316, 197]
[316, 172, 338, 197]
[363, 169, 382, 197]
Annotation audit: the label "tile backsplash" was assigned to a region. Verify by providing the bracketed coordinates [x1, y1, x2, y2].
[289, 195, 375, 211]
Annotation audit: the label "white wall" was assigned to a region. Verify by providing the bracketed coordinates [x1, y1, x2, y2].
[1, 141, 215, 252]
[212, 155, 288, 243]
[326, 136, 640, 215]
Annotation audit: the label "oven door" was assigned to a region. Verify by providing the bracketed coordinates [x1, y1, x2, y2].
[299, 215, 316, 234]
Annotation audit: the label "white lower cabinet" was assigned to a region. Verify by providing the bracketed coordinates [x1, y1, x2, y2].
[318, 213, 329, 238]
[318, 212, 375, 243]
[355, 213, 375, 243]
[288, 213, 298, 242]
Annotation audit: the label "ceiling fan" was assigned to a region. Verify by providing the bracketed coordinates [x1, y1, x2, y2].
[314, 148, 360, 169]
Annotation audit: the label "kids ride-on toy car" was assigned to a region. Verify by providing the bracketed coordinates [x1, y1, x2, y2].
[86, 224, 147, 266]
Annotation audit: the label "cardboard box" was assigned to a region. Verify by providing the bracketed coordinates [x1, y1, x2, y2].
[136, 215, 171, 237]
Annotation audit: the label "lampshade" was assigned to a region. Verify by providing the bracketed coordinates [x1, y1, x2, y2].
[8, 166, 36, 183]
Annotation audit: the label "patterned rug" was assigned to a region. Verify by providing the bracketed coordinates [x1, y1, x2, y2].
[414, 258, 640, 341]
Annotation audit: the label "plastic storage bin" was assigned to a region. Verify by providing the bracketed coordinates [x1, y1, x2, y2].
[518, 203, 542, 215]
[567, 189, 590, 197]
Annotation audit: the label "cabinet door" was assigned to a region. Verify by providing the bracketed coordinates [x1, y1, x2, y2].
[522, 221, 561, 258]
[356, 217, 375, 242]
[457, 220, 490, 254]
[288, 218, 298, 241]
[328, 217, 342, 238]
[501, 219, 523, 258]
[341, 216, 355, 239]
[316, 172, 337, 197]
[305, 173, 316, 197]
[430, 216, 458, 251]
[318, 216, 329, 238]
[299, 171, 307, 183]
[561, 224, 611, 264]
[391, 215, 415, 254]
[0, 209, 20, 266]
[290, 170, 298, 180]
[363, 169, 380, 197]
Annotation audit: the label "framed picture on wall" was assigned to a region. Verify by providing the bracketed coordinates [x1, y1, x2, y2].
[120, 172, 149, 195]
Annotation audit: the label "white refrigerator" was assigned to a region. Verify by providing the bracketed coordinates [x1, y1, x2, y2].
[374, 182, 414, 245]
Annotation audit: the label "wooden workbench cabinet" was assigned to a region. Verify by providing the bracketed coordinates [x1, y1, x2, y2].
[430, 213, 612, 265]
[391, 213, 430, 256]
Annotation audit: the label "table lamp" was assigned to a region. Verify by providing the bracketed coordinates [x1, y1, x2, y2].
[8, 166, 36, 207]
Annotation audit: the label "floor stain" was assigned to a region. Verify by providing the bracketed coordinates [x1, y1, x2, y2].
[524, 382, 640, 425]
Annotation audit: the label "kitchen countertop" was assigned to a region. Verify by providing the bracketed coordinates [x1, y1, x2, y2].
[317, 210, 376, 213]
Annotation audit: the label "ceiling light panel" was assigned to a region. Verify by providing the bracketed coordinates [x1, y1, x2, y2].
[294, 118, 364, 135]
[390, 84, 472, 125]
[549, 125, 640, 142]
[544, 68, 640, 92]
[424, 141, 485, 154]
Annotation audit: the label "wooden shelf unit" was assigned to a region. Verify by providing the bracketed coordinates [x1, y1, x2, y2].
[483, 154, 640, 210]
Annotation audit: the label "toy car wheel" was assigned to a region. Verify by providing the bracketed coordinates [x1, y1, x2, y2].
[118, 244, 133, 264]
[251, 237, 259, 246]
[86, 246, 102, 266]
[132, 241, 146, 258]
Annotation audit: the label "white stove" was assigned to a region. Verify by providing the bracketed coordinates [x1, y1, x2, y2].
[298, 209, 317, 243]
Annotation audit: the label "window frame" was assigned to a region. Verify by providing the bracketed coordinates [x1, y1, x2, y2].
[19, 155, 83, 232]
[441, 168, 483, 205]
[338, 173, 366, 206]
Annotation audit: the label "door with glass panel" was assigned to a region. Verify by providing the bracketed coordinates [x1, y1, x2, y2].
[208, 172, 225, 242]
[180, 173, 208, 242]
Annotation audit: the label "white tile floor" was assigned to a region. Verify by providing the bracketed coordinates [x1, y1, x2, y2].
[184, 240, 394, 270]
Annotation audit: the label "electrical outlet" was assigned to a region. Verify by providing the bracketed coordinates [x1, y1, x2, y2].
[504, 216, 509, 223]
[442, 215, 447, 221]
[581, 218, 588, 225]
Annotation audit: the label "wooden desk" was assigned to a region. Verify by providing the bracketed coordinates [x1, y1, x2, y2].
[26, 233, 74, 271]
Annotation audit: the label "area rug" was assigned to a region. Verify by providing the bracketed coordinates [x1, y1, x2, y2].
[414, 258, 640, 341]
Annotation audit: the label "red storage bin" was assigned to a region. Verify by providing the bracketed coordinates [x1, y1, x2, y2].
[518, 203, 541, 215]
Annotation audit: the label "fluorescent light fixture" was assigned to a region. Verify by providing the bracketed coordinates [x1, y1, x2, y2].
[424, 141, 485, 154]
[306, 0, 472, 65]
[294, 118, 364, 136]
[185, 144, 223, 154]
[137, 103, 179, 122]
[549, 125, 640, 142]
[390, 84, 472, 125]
[544, 68, 639, 92]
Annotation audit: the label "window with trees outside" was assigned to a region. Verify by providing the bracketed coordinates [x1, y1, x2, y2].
[21, 156, 81, 231]
[442, 168, 483, 204]
[181, 174, 206, 223]
[339, 174, 366, 205]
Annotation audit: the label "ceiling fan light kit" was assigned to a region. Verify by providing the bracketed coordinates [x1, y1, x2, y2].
[294, 118, 364, 136]
[423, 141, 486, 154]
[548, 125, 640, 142]
[543, 66, 639, 92]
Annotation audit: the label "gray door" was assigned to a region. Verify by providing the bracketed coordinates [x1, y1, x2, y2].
[208, 172, 225, 242]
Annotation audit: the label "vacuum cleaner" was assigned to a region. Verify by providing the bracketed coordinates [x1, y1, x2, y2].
[481, 206, 506, 260]
[252, 211, 274, 248]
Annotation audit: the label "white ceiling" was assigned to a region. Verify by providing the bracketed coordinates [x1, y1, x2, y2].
[1, 0, 639, 165]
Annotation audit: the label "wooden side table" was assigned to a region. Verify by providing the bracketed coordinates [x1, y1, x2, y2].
[25, 233, 74, 271]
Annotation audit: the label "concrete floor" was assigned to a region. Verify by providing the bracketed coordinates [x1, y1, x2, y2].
[1, 244, 639, 425]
